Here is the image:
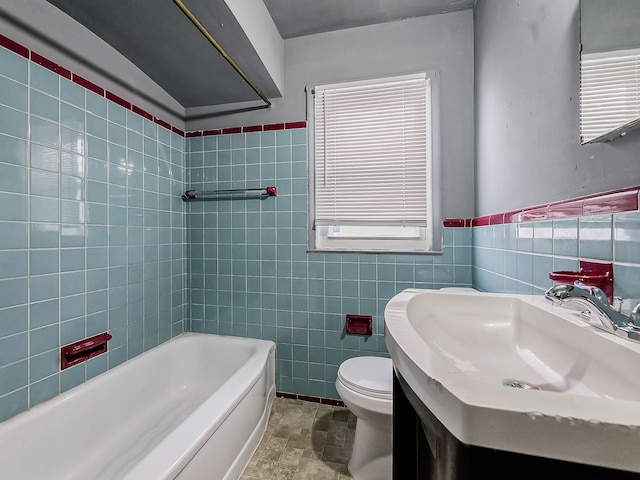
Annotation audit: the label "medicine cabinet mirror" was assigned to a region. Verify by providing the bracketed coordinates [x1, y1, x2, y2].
[580, 0, 640, 144]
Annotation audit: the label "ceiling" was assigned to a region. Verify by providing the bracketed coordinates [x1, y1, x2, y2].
[264, 0, 476, 39]
[46, 0, 475, 109]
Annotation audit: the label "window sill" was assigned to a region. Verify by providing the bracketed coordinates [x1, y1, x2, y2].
[306, 248, 444, 256]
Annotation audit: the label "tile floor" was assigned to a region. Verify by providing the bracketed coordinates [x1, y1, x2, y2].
[240, 396, 356, 480]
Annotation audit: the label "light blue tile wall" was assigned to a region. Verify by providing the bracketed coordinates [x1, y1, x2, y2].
[472, 212, 640, 303]
[186, 128, 472, 399]
[0, 45, 188, 422]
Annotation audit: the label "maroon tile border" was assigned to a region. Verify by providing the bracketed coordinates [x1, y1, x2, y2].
[154, 117, 172, 131]
[264, 122, 286, 131]
[471, 215, 491, 227]
[72, 74, 104, 96]
[462, 186, 640, 228]
[520, 204, 548, 223]
[443, 218, 466, 228]
[132, 104, 153, 121]
[547, 199, 583, 219]
[188, 120, 307, 138]
[105, 91, 131, 110]
[583, 188, 638, 216]
[0, 34, 28, 58]
[276, 391, 345, 407]
[31, 51, 71, 79]
[286, 121, 307, 129]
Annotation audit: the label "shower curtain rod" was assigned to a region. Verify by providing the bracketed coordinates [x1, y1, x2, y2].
[172, 0, 272, 108]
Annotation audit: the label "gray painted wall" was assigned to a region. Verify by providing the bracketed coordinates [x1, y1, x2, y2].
[188, 11, 476, 219]
[474, 0, 640, 216]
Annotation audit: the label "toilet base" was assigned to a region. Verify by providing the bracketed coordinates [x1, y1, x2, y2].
[348, 416, 392, 480]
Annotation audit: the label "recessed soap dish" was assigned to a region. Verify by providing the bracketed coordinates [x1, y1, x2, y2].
[61, 332, 112, 370]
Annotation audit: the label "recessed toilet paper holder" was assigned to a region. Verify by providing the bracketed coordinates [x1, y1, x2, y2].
[345, 314, 372, 336]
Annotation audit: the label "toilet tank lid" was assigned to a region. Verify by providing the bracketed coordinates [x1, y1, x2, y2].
[439, 287, 478, 293]
[338, 356, 393, 396]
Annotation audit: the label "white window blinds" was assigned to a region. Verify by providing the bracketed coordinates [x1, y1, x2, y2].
[580, 48, 640, 143]
[313, 73, 431, 227]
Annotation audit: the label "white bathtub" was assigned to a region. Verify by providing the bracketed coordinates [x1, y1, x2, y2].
[0, 332, 276, 480]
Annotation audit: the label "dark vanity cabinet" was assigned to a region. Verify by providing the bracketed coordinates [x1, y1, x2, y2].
[392, 372, 640, 480]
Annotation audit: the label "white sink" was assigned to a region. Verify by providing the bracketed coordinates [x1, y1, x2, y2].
[384, 289, 640, 473]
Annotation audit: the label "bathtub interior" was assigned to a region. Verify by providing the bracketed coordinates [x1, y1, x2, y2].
[0, 333, 275, 480]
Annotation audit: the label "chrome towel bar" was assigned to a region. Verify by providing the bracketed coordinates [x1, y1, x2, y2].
[181, 186, 277, 201]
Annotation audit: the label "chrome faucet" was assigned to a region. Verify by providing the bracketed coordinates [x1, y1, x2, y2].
[545, 282, 640, 343]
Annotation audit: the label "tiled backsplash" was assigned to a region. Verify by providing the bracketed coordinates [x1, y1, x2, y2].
[473, 211, 640, 305]
[185, 129, 473, 399]
[0, 43, 187, 422]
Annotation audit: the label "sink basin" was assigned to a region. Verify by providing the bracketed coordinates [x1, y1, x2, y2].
[384, 289, 640, 473]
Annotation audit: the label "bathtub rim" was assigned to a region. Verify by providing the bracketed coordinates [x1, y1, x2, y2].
[0, 332, 276, 480]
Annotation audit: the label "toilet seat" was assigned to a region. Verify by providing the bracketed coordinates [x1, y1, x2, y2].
[337, 357, 393, 400]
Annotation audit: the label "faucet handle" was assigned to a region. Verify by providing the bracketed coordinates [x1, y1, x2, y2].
[574, 281, 610, 305]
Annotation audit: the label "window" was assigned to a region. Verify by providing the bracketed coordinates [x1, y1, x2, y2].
[308, 73, 438, 253]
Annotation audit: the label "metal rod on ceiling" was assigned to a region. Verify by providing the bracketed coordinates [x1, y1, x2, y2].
[172, 0, 272, 107]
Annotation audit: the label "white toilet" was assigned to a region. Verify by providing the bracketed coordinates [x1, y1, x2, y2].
[336, 356, 393, 480]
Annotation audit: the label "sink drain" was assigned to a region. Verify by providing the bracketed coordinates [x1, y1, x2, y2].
[503, 379, 541, 390]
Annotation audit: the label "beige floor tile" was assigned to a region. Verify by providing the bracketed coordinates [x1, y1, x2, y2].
[280, 447, 305, 466]
[293, 458, 341, 480]
[272, 464, 298, 480]
[242, 397, 357, 480]
[322, 445, 351, 464]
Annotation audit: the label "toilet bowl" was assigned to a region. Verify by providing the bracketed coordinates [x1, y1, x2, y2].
[336, 356, 393, 480]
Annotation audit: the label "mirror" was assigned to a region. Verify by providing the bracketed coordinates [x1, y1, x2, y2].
[580, 0, 640, 144]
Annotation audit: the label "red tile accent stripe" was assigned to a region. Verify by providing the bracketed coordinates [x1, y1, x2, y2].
[0, 34, 29, 58]
[443, 218, 467, 228]
[105, 91, 131, 110]
[520, 205, 548, 222]
[132, 104, 153, 121]
[472, 186, 640, 227]
[154, 117, 172, 131]
[72, 74, 104, 96]
[472, 216, 491, 227]
[583, 187, 639, 216]
[264, 123, 285, 131]
[547, 199, 583, 219]
[31, 52, 71, 79]
[503, 210, 522, 224]
[285, 121, 307, 129]
[442, 187, 639, 228]
[187, 121, 307, 138]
